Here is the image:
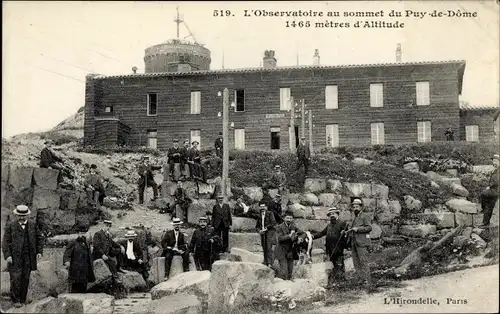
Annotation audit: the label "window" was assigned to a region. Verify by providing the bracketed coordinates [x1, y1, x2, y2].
[326, 124, 339, 147]
[235, 89, 245, 112]
[325, 85, 338, 109]
[147, 130, 157, 149]
[234, 129, 245, 149]
[371, 123, 385, 145]
[370, 83, 383, 107]
[465, 125, 479, 142]
[147, 93, 158, 116]
[417, 121, 431, 143]
[104, 106, 113, 113]
[190, 91, 201, 114]
[280, 88, 291, 111]
[270, 127, 280, 150]
[416, 81, 430, 106]
[190, 129, 201, 149]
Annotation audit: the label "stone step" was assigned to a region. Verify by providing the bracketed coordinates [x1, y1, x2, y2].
[113, 293, 151, 314]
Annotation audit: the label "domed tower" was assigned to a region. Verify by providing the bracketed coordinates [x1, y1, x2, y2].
[144, 8, 211, 73]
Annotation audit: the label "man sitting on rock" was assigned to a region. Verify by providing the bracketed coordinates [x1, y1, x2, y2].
[479, 154, 499, 228]
[187, 141, 206, 183]
[189, 216, 222, 271]
[256, 203, 277, 268]
[136, 156, 162, 204]
[172, 180, 192, 223]
[275, 210, 304, 280]
[161, 218, 190, 279]
[117, 230, 150, 284]
[311, 207, 348, 289]
[233, 197, 257, 218]
[64, 224, 95, 293]
[84, 164, 106, 210]
[40, 140, 64, 170]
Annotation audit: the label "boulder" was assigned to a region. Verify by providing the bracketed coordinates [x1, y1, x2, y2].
[229, 233, 262, 252]
[403, 162, 419, 173]
[423, 211, 455, 229]
[182, 181, 199, 199]
[208, 261, 274, 312]
[33, 168, 60, 191]
[446, 198, 478, 214]
[313, 206, 331, 220]
[187, 199, 208, 225]
[471, 233, 487, 249]
[58, 293, 114, 314]
[326, 180, 343, 193]
[295, 219, 328, 233]
[304, 179, 327, 193]
[232, 217, 257, 232]
[219, 253, 243, 262]
[369, 223, 383, 240]
[88, 259, 112, 288]
[430, 181, 440, 189]
[361, 198, 377, 212]
[399, 224, 437, 238]
[311, 249, 325, 263]
[446, 169, 458, 176]
[59, 190, 80, 211]
[344, 183, 371, 198]
[154, 198, 171, 210]
[8, 166, 34, 195]
[289, 203, 307, 219]
[150, 257, 166, 285]
[301, 193, 319, 206]
[272, 278, 326, 304]
[451, 183, 469, 197]
[375, 199, 400, 224]
[119, 270, 147, 292]
[1, 162, 9, 183]
[197, 182, 215, 199]
[32, 187, 61, 211]
[288, 193, 301, 204]
[455, 212, 474, 227]
[230, 247, 264, 263]
[352, 157, 373, 165]
[303, 206, 314, 218]
[7, 297, 69, 314]
[371, 184, 389, 200]
[151, 270, 210, 301]
[38, 209, 76, 235]
[162, 181, 177, 197]
[317, 193, 341, 207]
[141, 293, 202, 314]
[404, 195, 422, 212]
[27, 261, 68, 302]
[292, 262, 333, 287]
[440, 177, 462, 186]
[243, 187, 263, 203]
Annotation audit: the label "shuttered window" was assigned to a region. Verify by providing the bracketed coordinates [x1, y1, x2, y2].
[190, 91, 201, 114]
[417, 121, 431, 143]
[416, 81, 430, 106]
[325, 85, 338, 109]
[370, 83, 383, 108]
[234, 129, 245, 149]
[326, 124, 339, 147]
[465, 125, 479, 142]
[371, 123, 385, 145]
[280, 88, 291, 111]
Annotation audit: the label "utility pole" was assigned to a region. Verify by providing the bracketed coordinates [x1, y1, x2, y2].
[301, 99, 305, 139]
[308, 109, 313, 156]
[289, 96, 295, 152]
[222, 88, 229, 202]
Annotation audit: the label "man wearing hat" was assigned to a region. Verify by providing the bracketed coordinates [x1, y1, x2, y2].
[212, 196, 232, 253]
[64, 224, 95, 293]
[92, 220, 122, 278]
[189, 216, 222, 271]
[2, 205, 44, 307]
[269, 165, 287, 194]
[312, 207, 349, 288]
[116, 230, 150, 283]
[256, 202, 277, 267]
[479, 154, 499, 227]
[214, 131, 223, 158]
[84, 164, 106, 210]
[345, 198, 373, 291]
[268, 193, 284, 224]
[187, 141, 206, 182]
[136, 156, 162, 204]
[168, 139, 185, 180]
[296, 137, 311, 174]
[40, 140, 64, 170]
[275, 210, 304, 280]
[161, 218, 190, 279]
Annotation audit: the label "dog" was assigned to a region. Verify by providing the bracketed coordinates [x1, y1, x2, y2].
[295, 231, 314, 266]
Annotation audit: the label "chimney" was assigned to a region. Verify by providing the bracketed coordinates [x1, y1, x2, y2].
[396, 43, 402, 62]
[263, 50, 277, 69]
[132, 66, 137, 74]
[313, 49, 320, 65]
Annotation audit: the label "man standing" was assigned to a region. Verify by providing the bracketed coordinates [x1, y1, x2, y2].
[255, 203, 277, 267]
[268, 194, 284, 224]
[480, 154, 499, 227]
[189, 216, 222, 271]
[214, 132, 223, 158]
[168, 139, 184, 180]
[275, 210, 303, 280]
[312, 207, 348, 288]
[187, 141, 205, 182]
[445, 128, 454, 141]
[212, 196, 232, 253]
[84, 164, 106, 210]
[161, 218, 190, 279]
[296, 137, 311, 174]
[2, 205, 44, 308]
[173, 181, 192, 223]
[64, 224, 95, 293]
[92, 220, 122, 278]
[345, 198, 373, 292]
[137, 156, 161, 204]
[180, 139, 191, 178]
[116, 230, 150, 283]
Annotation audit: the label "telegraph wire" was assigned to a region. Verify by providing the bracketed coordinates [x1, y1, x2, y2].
[24, 62, 85, 83]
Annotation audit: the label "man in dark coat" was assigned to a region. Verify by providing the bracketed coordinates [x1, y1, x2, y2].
[180, 139, 191, 178]
[480, 154, 499, 227]
[161, 218, 190, 279]
[260, 186, 274, 208]
[189, 216, 222, 271]
[64, 224, 95, 293]
[312, 207, 348, 288]
[214, 132, 223, 158]
[187, 141, 206, 183]
[173, 181, 192, 223]
[137, 156, 162, 204]
[445, 128, 454, 141]
[255, 203, 277, 267]
[345, 198, 373, 291]
[84, 164, 106, 209]
[2, 205, 44, 307]
[39, 140, 64, 169]
[212, 196, 232, 253]
[92, 220, 122, 277]
[296, 137, 311, 174]
[275, 210, 304, 280]
[168, 139, 185, 180]
[268, 194, 284, 224]
[116, 230, 150, 282]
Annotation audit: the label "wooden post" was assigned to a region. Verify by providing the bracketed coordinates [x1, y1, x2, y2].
[308, 109, 313, 156]
[301, 99, 305, 139]
[222, 88, 229, 203]
[289, 96, 295, 152]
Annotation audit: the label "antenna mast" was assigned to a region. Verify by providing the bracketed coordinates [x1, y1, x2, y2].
[174, 6, 198, 44]
[174, 6, 183, 39]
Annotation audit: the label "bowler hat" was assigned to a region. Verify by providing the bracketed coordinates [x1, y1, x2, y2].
[13, 205, 31, 216]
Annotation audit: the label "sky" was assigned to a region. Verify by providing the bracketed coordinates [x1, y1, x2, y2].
[2, 1, 499, 138]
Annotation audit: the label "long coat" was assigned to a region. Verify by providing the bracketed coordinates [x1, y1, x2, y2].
[92, 230, 121, 261]
[255, 210, 277, 245]
[275, 222, 302, 260]
[212, 203, 232, 229]
[189, 226, 221, 255]
[347, 212, 372, 247]
[63, 237, 95, 284]
[2, 220, 44, 271]
[161, 230, 188, 252]
[313, 220, 348, 256]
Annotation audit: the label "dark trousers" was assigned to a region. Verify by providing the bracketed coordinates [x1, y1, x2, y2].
[138, 180, 158, 204]
[296, 158, 309, 173]
[168, 160, 185, 178]
[329, 252, 346, 284]
[215, 224, 230, 252]
[260, 234, 275, 266]
[174, 201, 190, 223]
[190, 162, 206, 182]
[70, 281, 88, 293]
[194, 252, 211, 271]
[164, 250, 189, 278]
[277, 257, 294, 280]
[103, 257, 119, 278]
[215, 148, 223, 158]
[9, 263, 31, 304]
[481, 189, 498, 225]
[120, 256, 149, 281]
